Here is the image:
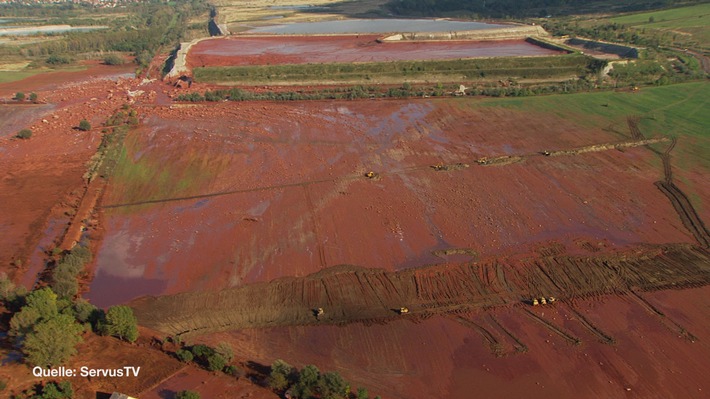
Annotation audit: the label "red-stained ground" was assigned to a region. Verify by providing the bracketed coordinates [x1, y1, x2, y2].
[203, 285, 710, 399]
[87, 99, 693, 308]
[3, 51, 708, 399]
[0, 68, 141, 287]
[0, 60, 135, 100]
[187, 35, 562, 67]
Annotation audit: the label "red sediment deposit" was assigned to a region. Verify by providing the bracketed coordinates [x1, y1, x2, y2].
[3, 58, 709, 398]
[187, 35, 563, 67]
[90, 100, 696, 305]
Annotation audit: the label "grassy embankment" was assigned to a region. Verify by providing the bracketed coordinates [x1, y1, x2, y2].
[194, 54, 589, 85]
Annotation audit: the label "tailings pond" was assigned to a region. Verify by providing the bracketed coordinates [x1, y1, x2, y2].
[189, 35, 563, 66]
[245, 18, 506, 34]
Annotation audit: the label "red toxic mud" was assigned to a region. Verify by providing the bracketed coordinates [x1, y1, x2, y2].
[188, 35, 563, 67]
[87, 99, 694, 307]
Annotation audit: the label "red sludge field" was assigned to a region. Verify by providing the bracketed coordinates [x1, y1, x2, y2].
[1, 51, 709, 398]
[88, 99, 710, 398]
[187, 35, 562, 66]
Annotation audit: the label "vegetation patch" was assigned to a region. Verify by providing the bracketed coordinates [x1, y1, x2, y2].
[194, 55, 590, 84]
[267, 359, 379, 399]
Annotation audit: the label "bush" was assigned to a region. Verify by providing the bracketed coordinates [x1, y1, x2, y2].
[176, 348, 194, 363]
[18, 381, 73, 399]
[78, 119, 91, 131]
[268, 359, 294, 390]
[73, 300, 98, 323]
[176, 390, 200, 399]
[0, 273, 16, 301]
[16, 129, 32, 139]
[46, 55, 72, 65]
[206, 353, 226, 372]
[215, 342, 233, 363]
[14, 92, 25, 101]
[224, 365, 242, 377]
[103, 54, 125, 65]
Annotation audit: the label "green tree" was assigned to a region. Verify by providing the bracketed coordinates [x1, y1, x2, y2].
[46, 55, 72, 65]
[29, 92, 38, 103]
[206, 353, 226, 372]
[51, 268, 79, 299]
[294, 364, 320, 398]
[9, 306, 40, 338]
[268, 359, 294, 390]
[0, 273, 16, 301]
[357, 387, 369, 399]
[103, 305, 139, 342]
[319, 371, 348, 399]
[23, 313, 83, 366]
[73, 299, 98, 323]
[10, 287, 59, 338]
[176, 390, 200, 399]
[215, 342, 233, 363]
[26, 288, 59, 319]
[103, 54, 125, 65]
[15, 92, 25, 101]
[78, 119, 92, 131]
[176, 348, 194, 363]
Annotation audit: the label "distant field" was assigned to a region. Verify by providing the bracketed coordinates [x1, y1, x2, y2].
[478, 81, 710, 167]
[0, 70, 37, 83]
[609, 3, 710, 27]
[609, 3, 710, 48]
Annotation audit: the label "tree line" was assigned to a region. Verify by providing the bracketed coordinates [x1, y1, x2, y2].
[385, 0, 705, 18]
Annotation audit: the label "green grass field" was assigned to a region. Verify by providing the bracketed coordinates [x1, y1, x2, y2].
[609, 3, 710, 47]
[0, 65, 88, 84]
[609, 3, 710, 27]
[0, 70, 40, 84]
[475, 81, 709, 167]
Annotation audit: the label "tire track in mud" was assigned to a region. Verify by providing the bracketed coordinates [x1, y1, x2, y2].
[302, 185, 327, 268]
[452, 315, 506, 357]
[487, 314, 528, 353]
[563, 303, 616, 345]
[627, 289, 698, 342]
[647, 132, 710, 248]
[130, 244, 710, 338]
[520, 308, 582, 345]
[630, 116, 710, 248]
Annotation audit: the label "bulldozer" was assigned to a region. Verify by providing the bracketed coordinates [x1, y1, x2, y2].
[313, 307, 324, 318]
[365, 171, 376, 179]
[399, 307, 410, 314]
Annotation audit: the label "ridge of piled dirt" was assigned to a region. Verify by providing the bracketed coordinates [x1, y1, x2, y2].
[131, 243, 710, 337]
